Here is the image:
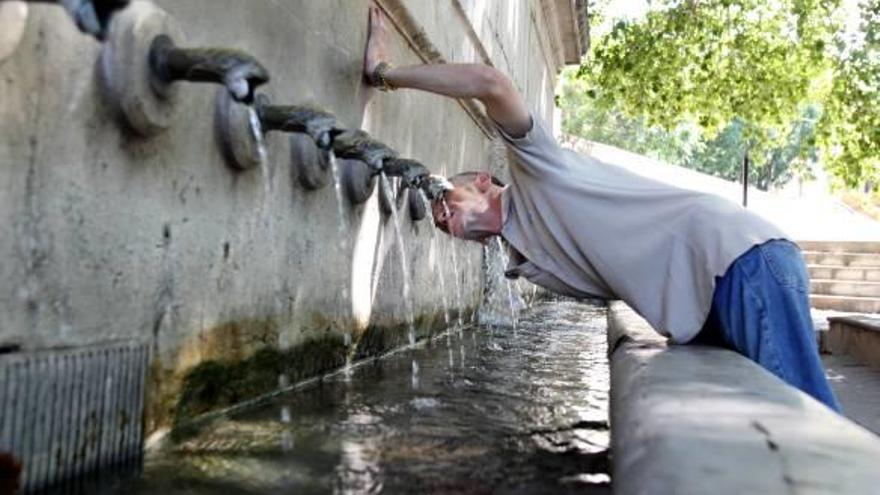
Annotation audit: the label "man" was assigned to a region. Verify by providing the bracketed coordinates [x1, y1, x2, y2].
[363, 7, 839, 411]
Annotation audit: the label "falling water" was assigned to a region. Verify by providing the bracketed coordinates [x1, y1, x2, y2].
[382, 174, 417, 346]
[464, 249, 475, 324]
[248, 107, 271, 224]
[328, 151, 354, 366]
[441, 200, 465, 329]
[327, 151, 349, 239]
[423, 193, 451, 327]
[495, 238, 519, 333]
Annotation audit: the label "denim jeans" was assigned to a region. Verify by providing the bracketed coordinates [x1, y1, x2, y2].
[693, 239, 841, 411]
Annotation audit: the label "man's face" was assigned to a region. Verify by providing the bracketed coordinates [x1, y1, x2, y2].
[431, 183, 487, 241]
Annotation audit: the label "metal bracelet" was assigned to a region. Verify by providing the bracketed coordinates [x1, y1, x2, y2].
[371, 62, 396, 92]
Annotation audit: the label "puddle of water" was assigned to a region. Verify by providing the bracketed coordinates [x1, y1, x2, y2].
[103, 300, 610, 494]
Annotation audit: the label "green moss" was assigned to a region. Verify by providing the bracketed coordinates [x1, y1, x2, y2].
[174, 336, 347, 425]
[168, 306, 478, 434]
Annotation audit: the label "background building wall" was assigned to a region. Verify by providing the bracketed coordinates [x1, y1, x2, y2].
[0, 0, 585, 432]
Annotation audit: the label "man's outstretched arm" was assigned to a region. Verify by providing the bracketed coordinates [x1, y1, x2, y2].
[364, 6, 531, 137]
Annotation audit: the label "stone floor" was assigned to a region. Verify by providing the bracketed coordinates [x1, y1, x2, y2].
[812, 308, 880, 435]
[823, 352, 880, 436]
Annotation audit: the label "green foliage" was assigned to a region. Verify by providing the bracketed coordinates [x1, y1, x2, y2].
[559, 73, 700, 165]
[559, 70, 822, 191]
[568, 0, 880, 187]
[581, 0, 838, 139]
[685, 106, 821, 190]
[819, 1, 880, 187]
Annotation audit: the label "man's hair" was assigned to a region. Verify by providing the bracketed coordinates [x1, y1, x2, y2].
[432, 171, 505, 234]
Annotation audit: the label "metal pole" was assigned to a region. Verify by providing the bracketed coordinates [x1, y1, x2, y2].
[742, 150, 749, 208]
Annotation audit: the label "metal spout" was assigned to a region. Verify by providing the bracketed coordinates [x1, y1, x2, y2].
[331, 130, 398, 171]
[418, 174, 454, 201]
[254, 96, 341, 149]
[27, 0, 129, 39]
[382, 158, 430, 188]
[149, 35, 269, 104]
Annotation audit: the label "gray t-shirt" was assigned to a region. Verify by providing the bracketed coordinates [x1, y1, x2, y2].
[497, 115, 788, 343]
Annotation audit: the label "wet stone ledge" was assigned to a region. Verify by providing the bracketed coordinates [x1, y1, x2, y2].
[607, 301, 880, 495]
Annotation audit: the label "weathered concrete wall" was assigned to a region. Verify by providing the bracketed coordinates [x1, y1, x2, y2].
[608, 302, 880, 494]
[0, 0, 579, 431]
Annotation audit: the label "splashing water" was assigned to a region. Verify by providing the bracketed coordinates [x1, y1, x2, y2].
[476, 238, 521, 329]
[382, 174, 417, 347]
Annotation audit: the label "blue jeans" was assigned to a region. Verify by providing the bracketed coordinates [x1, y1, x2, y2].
[693, 239, 841, 411]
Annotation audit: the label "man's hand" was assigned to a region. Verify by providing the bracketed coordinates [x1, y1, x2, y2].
[364, 6, 391, 84]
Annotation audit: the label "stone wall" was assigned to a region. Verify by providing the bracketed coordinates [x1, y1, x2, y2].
[0, 0, 585, 432]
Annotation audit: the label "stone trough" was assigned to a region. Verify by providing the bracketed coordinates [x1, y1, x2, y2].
[607, 301, 880, 495]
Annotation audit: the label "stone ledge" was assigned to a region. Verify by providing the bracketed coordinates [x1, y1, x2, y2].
[608, 301, 880, 495]
[822, 315, 880, 369]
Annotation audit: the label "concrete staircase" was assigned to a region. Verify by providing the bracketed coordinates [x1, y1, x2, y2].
[801, 241, 880, 313]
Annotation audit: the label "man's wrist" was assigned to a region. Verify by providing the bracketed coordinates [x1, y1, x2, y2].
[370, 62, 397, 92]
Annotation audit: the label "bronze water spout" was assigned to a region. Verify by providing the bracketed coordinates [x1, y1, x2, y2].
[331, 130, 398, 171]
[101, 1, 270, 135]
[254, 96, 342, 149]
[149, 35, 269, 104]
[382, 158, 430, 188]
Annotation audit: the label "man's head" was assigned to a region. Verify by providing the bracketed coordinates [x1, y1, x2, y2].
[431, 171, 505, 243]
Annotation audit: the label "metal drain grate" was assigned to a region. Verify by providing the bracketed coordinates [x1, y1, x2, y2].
[0, 340, 150, 494]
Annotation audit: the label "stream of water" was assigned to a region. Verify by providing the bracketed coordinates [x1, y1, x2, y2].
[104, 300, 610, 494]
[381, 174, 418, 346]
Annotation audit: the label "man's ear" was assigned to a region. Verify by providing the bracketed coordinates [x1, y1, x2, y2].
[474, 171, 492, 192]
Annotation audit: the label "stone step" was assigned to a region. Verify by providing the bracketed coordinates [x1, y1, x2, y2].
[811, 279, 880, 298]
[803, 251, 880, 268]
[810, 294, 880, 313]
[798, 240, 880, 253]
[808, 265, 880, 282]
[820, 315, 880, 370]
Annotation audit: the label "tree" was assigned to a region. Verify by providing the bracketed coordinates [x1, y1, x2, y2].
[559, 68, 822, 191]
[820, 0, 880, 188]
[684, 106, 821, 190]
[581, 0, 838, 136]
[558, 71, 700, 166]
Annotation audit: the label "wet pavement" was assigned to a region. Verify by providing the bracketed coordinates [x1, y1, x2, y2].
[823, 353, 880, 436]
[105, 300, 610, 494]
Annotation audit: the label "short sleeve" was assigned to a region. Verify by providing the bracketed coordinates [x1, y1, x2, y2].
[492, 113, 555, 147]
[491, 113, 567, 176]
